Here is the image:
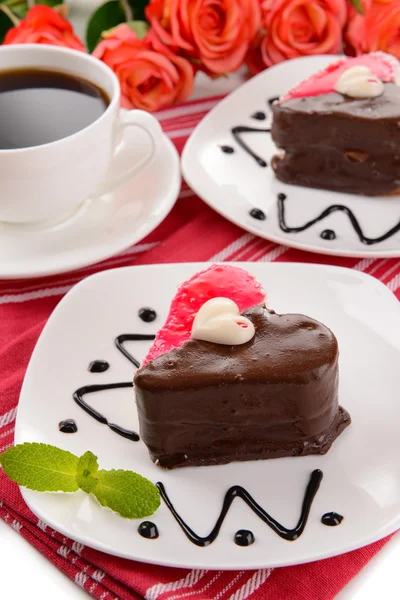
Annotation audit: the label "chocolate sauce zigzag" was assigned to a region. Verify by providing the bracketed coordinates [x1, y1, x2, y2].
[277, 193, 400, 245]
[73, 382, 139, 441]
[157, 469, 323, 547]
[115, 334, 155, 367]
[231, 126, 271, 167]
[73, 333, 155, 441]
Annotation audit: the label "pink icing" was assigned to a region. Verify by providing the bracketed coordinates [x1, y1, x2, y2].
[281, 52, 400, 102]
[143, 264, 265, 365]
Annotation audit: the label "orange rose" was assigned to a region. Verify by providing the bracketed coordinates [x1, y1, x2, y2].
[4, 5, 85, 51]
[247, 0, 347, 74]
[345, 0, 400, 59]
[145, 0, 261, 75]
[93, 25, 194, 112]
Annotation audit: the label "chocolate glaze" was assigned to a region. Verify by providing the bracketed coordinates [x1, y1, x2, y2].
[271, 84, 400, 195]
[321, 512, 343, 526]
[138, 521, 159, 539]
[59, 419, 77, 433]
[134, 305, 350, 469]
[138, 307, 157, 323]
[235, 530, 255, 546]
[277, 193, 400, 245]
[231, 126, 270, 167]
[157, 469, 323, 546]
[89, 360, 109, 373]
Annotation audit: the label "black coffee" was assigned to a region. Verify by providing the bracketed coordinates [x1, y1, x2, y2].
[0, 69, 109, 149]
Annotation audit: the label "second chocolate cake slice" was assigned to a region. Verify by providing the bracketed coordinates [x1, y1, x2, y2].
[271, 52, 400, 196]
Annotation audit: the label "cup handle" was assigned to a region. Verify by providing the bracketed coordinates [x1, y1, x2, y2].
[94, 110, 163, 196]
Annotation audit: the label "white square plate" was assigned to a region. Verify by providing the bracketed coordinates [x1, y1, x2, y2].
[182, 56, 400, 258]
[16, 263, 400, 569]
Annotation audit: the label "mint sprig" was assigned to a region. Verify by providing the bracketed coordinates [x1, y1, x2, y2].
[1, 443, 160, 519]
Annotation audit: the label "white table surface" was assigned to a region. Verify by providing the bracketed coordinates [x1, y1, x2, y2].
[1, 1, 400, 598]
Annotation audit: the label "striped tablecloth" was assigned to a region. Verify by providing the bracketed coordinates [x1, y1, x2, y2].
[0, 94, 399, 600]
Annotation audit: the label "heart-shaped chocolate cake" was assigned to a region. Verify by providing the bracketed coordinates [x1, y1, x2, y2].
[134, 265, 351, 469]
[271, 52, 400, 196]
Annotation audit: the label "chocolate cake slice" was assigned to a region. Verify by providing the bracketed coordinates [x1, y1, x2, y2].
[134, 267, 350, 469]
[271, 52, 400, 196]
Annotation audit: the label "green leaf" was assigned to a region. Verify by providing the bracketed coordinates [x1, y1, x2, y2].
[0, 6, 17, 43]
[127, 19, 149, 39]
[76, 451, 99, 494]
[91, 469, 160, 519]
[349, 0, 363, 14]
[87, 0, 125, 53]
[126, 0, 149, 21]
[0, 443, 79, 492]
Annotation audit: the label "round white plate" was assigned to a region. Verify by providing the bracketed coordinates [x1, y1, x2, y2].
[0, 134, 180, 279]
[16, 262, 400, 570]
[182, 56, 400, 258]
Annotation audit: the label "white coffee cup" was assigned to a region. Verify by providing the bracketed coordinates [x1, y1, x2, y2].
[0, 44, 164, 226]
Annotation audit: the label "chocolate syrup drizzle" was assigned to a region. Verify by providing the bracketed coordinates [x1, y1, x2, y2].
[277, 193, 400, 245]
[231, 126, 270, 167]
[72, 329, 155, 442]
[115, 334, 155, 368]
[89, 360, 110, 373]
[234, 530, 255, 546]
[321, 512, 343, 526]
[59, 419, 77, 434]
[252, 111, 266, 121]
[138, 521, 159, 539]
[156, 469, 323, 547]
[221, 145, 235, 154]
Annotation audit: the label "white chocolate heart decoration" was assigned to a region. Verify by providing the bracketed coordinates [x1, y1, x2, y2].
[335, 65, 384, 98]
[191, 297, 255, 345]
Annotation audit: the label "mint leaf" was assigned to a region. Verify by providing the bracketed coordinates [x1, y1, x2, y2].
[349, 0, 363, 13]
[0, 443, 79, 492]
[127, 20, 149, 39]
[91, 469, 160, 518]
[76, 451, 99, 494]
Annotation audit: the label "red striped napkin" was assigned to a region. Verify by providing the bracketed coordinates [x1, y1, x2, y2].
[0, 95, 399, 600]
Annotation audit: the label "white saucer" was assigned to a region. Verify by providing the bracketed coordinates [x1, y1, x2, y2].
[182, 55, 400, 258]
[0, 134, 180, 279]
[16, 263, 400, 570]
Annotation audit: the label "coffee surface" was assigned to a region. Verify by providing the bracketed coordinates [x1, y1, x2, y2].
[0, 69, 109, 149]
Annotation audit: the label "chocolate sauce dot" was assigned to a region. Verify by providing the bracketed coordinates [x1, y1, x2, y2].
[249, 208, 266, 221]
[320, 229, 336, 241]
[251, 111, 266, 121]
[138, 307, 157, 323]
[278, 192, 287, 201]
[59, 419, 77, 434]
[220, 145, 235, 154]
[234, 530, 255, 546]
[89, 360, 109, 373]
[268, 96, 279, 106]
[138, 521, 159, 539]
[321, 512, 343, 526]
